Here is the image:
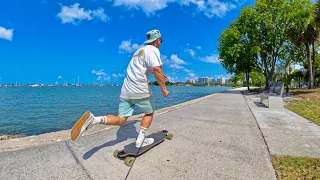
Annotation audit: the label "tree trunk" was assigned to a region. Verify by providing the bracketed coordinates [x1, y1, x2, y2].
[266, 75, 270, 89]
[266, 67, 275, 89]
[260, 51, 269, 89]
[306, 43, 313, 89]
[312, 41, 316, 88]
[246, 71, 250, 91]
[260, 64, 263, 89]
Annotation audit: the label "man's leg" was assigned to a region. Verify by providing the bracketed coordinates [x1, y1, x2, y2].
[70, 113, 129, 141]
[135, 96, 155, 147]
[141, 113, 153, 129]
[104, 115, 128, 126]
[71, 99, 133, 141]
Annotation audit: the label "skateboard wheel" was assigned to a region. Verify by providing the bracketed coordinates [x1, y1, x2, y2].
[161, 130, 169, 134]
[124, 157, 135, 167]
[166, 133, 173, 140]
[113, 150, 120, 158]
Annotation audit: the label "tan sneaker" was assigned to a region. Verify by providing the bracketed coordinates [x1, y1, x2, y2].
[70, 111, 94, 141]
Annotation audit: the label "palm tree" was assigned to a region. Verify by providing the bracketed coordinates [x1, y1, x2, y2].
[286, 1, 315, 89]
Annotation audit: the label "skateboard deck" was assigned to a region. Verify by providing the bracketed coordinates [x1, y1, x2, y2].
[113, 130, 173, 166]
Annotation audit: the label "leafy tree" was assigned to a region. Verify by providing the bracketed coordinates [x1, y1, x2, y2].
[231, 73, 245, 85]
[218, 9, 259, 91]
[251, 0, 293, 88]
[219, 1, 300, 89]
[292, 70, 305, 88]
[251, 71, 266, 87]
[286, 0, 315, 89]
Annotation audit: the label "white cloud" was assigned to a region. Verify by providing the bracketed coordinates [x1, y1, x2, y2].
[199, 54, 220, 63]
[167, 75, 179, 82]
[163, 53, 197, 78]
[169, 64, 184, 69]
[171, 54, 187, 65]
[166, 54, 188, 70]
[161, 55, 170, 64]
[112, 73, 125, 78]
[58, 76, 63, 79]
[98, 37, 105, 43]
[97, 75, 110, 81]
[113, 0, 240, 18]
[92, 69, 108, 76]
[92, 8, 110, 22]
[57, 3, 109, 25]
[119, 40, 143, 53]
[0, 26, 13, 41]
[113, 0, 172, 16]
[196, 46, 201, 50]
[184, 68, 196, 78]
[93, 69, 111, 82]
[184, 48, 196, 57]
[182, 0, 237, 18]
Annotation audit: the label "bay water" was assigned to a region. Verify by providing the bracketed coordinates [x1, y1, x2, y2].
[0, 86, 230, 136]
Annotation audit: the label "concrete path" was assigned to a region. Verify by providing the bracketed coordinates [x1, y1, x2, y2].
[244, 94, 320, 158]
[0, 90, 276, 180]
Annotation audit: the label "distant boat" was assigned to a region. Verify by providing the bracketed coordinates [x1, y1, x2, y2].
[31, 84, 40, 87]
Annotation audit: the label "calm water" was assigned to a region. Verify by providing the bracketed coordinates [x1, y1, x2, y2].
[0, 86, 230, 136]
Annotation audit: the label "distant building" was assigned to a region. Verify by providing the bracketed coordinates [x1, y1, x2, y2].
[187, 79, 196, 84]
[225, 78, 232, 85]
[217, 78, 226, 85]
[197, 77, 212, 85]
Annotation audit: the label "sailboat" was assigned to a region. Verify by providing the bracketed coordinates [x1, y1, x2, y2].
[76, 76, 80, 86]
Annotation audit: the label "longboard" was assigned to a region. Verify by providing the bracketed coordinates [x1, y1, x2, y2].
[113, 130, 173, 166]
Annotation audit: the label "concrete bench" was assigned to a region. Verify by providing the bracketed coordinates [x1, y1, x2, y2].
[260, 82, 284, 109]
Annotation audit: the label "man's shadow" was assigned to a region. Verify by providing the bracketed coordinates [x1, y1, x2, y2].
[83, 120, 140, 160]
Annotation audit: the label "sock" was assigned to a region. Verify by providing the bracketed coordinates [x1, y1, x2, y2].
[92, 116, 107, 125]
[136, 126, 148, 142]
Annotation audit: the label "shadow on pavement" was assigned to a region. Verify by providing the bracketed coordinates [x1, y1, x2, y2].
[253, 101, 268, 108]
[83, 120, 140, 160]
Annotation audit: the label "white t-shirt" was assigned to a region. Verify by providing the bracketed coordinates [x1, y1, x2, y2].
[120, 45, 163, 99]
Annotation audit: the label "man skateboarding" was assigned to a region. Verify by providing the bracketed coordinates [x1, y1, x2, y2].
[71, 29, 170, 148]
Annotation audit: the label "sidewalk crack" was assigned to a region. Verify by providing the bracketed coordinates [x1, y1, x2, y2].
[64, 141, 93, 180]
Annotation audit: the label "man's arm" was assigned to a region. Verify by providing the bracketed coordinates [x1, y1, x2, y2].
[153, 66, 170, 97]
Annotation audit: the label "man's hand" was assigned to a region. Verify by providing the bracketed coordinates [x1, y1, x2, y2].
[164, 74, 167, 80]
[162, 89, 170, 97]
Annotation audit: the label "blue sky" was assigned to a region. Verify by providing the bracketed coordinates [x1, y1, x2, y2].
[0, 0, 254, 84]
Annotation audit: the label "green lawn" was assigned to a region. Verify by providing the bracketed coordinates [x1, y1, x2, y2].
[286, 88, 320, 126]
[272, 155, 320, 180]
[278, 89, 320, 179]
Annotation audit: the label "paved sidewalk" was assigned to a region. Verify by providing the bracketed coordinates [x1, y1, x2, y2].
[244, 94, 320, 158]
[0, 90, 276, 180]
